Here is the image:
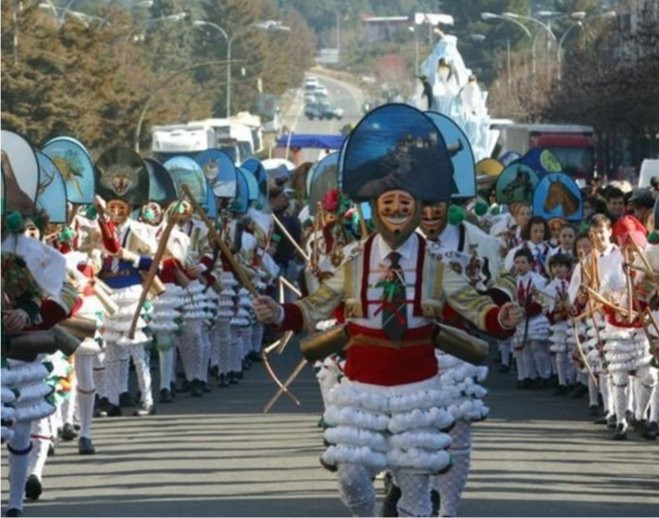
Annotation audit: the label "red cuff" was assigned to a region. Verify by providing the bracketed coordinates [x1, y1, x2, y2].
[98, 219, 121, 254]
[276, 303, 304, 332]
[527, 302, 543, 318]
[484, 307, 515, 339]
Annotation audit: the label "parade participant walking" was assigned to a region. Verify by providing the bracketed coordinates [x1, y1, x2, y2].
[254, 105, 523, 517]
[94, 148, 157, 417]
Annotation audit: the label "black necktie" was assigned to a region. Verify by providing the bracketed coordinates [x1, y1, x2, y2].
[382, 251, 407, 341]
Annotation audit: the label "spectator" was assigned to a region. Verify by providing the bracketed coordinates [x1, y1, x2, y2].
[604, 186, 625, 222]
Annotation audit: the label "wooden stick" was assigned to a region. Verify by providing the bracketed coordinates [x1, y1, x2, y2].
[263, 358, 307, 413]
[181, 185, 259, 298]
[275, 330, 293, 355]
[279, 276, 302, 297]
[355, 203, 369, 238]
[629, 240, 658, 281]
[582, 286, 637, 319]
[260, 352, 301, 407]
[128, 204, 180, 339]
[572, 321, 598, 385]
[273, 213, 310, 262]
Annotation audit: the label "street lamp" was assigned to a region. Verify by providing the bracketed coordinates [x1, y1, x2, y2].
[193, 20, 289, 118]
[481, 12, 535, 78]
[556, 11, 616, 81]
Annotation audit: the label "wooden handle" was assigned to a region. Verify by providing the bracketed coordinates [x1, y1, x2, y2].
[180, 184, 259, 298]
[273, 213, 310, 262]
[128, 209, 179, 339]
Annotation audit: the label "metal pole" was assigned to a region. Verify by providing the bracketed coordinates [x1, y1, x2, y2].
[336, 11, 341, 62]
[507, 39, 511, 93]
[414, 28, 419, 73]
[226, 37, 233, 118]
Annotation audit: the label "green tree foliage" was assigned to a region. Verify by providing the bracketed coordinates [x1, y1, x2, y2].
[1, 0, 315, 153]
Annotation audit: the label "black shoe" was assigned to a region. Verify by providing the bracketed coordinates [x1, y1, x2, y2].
[119, 392, 137, 408]
[47, 444, 55, 456]
[94, 396, 109, 418]
[522, 378, 533, 389]
[201, 382, 211, 393]
[78, 437, 96, 455]
[549, 374, 559, 387]
[107, 404, 122, 417]
[594, 414, 609, 425]
[625, 409, 634, 424]
[606, 414, 617, 429]
[60, 422, 77, 441]
[381, 476, 401, 517]
[498, 364, 511, 373]
[249, 351, 263, 363]
[190, 379, 203, 397]
[553, 385, 568, 396]
[132, 404, 156, 417]
[180, 380, 191, 393]
[170, 381, 177, 396]
[588, 404, 599, 416]
[643, 421, 658, 440]
[25, 474, 42, 500]
[318, 456, 337, 473]
[5, 508, 22, 517]
[159, 388, 173, 403]
[430, 489, 440, 516]
[612, 422, 628, 440]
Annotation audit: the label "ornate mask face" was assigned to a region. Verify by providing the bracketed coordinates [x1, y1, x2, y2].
[420, 202, 448, 240]
[23, 217, 41, 240]
[373, 190, 421, 249]
[107, 200, 131, 225]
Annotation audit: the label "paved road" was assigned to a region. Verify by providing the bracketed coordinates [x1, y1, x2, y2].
[3, 339, 658, 517]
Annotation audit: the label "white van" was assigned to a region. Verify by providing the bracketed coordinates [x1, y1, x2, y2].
[638, 159, 659, 188]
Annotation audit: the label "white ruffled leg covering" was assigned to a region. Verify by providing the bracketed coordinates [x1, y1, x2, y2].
[128, 344, 153, 406]
[62, 375, 77, 425]
[119, 351, 130, 396]
[555, 351, 568, 386]
[209, 325, 221, 370]
[436, 420, 471, 517]
[75, 354, 95, 440]
[394, 470, 431, 517]
[513, 349, 525, 381]
[198, 328, 211, 382]
[588, 376, 599, 407]
[530, 340, 551, 379]
[336, 463, 377, 517]
[217, 320, 231, 375]
[522, 346, 536, 379]
[610, 371, 629, 425]
[650, 385, 659, 422]
[230, 327, 242, 372]
[93, 352, 107, 399]
[599, 373, 612, 416]
[7, 420, 32, 510]
[104, 343, 123, 406]
[28, 417, 50, 480]
[499, 339, 511, 367]
[158, 348, 175, 391]
[633, 366, 657, 421]
[179, 321, 202, 381]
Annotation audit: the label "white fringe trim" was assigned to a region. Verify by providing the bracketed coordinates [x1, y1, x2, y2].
[324, 425, 389, 452]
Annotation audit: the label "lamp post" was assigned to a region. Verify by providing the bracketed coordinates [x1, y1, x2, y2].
[503, 12, 557, 78]
[481, 12, 535, 78]
[194, 20, 289, 118]
[134, 59, 231, 152]
[556, 11, 616, 82]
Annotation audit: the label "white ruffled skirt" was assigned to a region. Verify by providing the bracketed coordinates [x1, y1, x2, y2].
[437, 352, 489, 422]
[102, 284, 151, 346]
[322, 375, 454, 474]
[600, 324, 652, 372]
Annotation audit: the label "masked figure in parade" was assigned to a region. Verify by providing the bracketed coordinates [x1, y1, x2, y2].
[94, 148, 157, 417]
[254, 105, 523, 517]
